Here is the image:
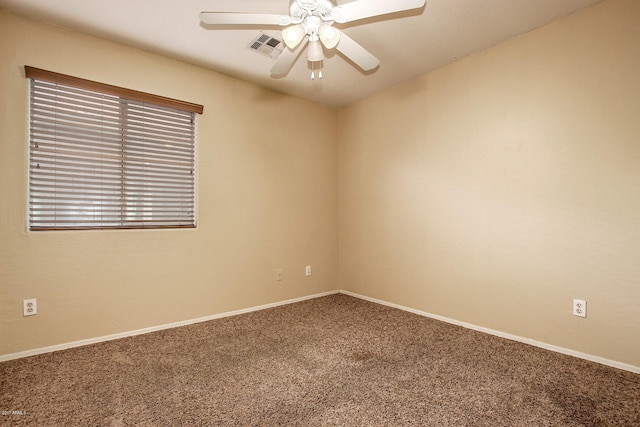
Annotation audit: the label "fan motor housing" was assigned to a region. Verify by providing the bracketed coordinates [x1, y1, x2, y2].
[290, 0, 334, 21]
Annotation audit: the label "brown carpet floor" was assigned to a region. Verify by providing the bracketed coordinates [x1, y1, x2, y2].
[1, 294, 639, 426]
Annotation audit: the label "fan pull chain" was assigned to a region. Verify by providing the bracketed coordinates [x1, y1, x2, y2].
[311, 61, 323, 80]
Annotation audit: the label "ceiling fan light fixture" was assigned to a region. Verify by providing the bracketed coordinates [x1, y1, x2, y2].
[307, 38, 324, 62]
[201, 0, 428, 78]
[319, 24, 340, 49]
[282, 24, 306, 49]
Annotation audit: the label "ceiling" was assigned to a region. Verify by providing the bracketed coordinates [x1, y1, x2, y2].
[0, 0, 602, 108]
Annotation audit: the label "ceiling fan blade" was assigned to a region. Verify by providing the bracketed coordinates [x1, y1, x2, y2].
[270, 40, 307, 76]
[332, 0, 426, 24]
[200, 12, 291, 26]
[335, 31, 379, 71]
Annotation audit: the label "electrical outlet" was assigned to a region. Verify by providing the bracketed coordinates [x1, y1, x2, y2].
[573, 299, 587, 318]
[275, 269, 284, 281]
[23, 299, 37, 316]
[305, 265, 312, 276]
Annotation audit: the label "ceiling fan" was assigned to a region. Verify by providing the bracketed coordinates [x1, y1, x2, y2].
[200, 0, 426, 79]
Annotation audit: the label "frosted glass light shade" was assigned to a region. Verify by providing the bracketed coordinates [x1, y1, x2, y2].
[319, 25, 340, 49]
[307, 39, 324, 62]
[282, 24, 306, 49]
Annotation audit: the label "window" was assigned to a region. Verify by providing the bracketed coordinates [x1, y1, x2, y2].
[26, 67, 203, 231]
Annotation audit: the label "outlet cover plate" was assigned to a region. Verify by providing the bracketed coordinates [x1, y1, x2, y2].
[23, 299, 37, 316]
[573, 299, 587, 317]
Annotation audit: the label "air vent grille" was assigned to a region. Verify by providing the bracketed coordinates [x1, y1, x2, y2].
[247, 32, 284, 59]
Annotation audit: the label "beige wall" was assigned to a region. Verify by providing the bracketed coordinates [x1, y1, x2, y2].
[0, 9, 338, 356]
[338, 0, 640, 368]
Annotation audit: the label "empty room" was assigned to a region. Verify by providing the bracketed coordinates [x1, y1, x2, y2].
[0, 0, 638, 425]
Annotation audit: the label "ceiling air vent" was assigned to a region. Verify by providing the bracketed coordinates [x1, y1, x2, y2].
[247, 32, 284, 59]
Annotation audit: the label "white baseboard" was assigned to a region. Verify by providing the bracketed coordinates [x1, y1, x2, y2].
[0, 290, 339, 363]
[340, 290, 640, 374]
[3, 289, 638, 374]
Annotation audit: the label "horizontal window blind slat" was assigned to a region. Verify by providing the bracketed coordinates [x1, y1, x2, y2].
[29, 214, 195, 222]
[31, 120, 196, 145]
[30, 226, 195, 232]
[125, 108, 194, 125]
[30, 186, 194, 198]
[30, 121, 121, 138]
[29, 209, 194, 216]
[32, 95, 123, 118]
[30, 171, 194, 185]
[30, 177, 195, 190]
[32, 138, 121, 154]
[32, 144, 195, 165]
[31, 95, 122, 116]
[31, 137, 125, 154]
[30, 109, 123, 124]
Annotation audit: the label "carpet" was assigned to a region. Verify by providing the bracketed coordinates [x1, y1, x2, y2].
[1, 294, 638, 426]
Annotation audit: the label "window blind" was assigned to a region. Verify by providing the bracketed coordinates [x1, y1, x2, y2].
[28, 71, 200, 231]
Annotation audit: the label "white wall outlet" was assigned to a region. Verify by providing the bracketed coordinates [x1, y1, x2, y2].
[305, 265, 312, 277]
[23, 299, 37, 316]
[275, 269, 284, 281]
[573, 299, 587, 318]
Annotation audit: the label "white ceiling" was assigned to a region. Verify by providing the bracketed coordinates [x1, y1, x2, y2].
[0, 0, 602, 107]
